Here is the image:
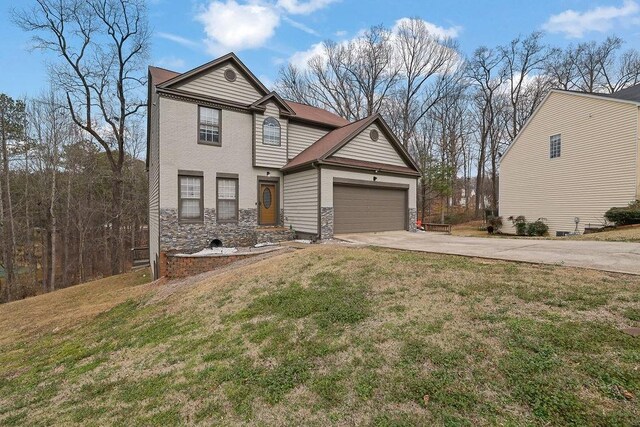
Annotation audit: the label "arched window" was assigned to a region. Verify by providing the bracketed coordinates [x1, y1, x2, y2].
[263, 117, 281, 146]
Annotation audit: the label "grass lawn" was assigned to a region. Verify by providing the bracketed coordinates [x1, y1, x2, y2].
[1, 246, 639, 426]
[453, 221, 640, 242]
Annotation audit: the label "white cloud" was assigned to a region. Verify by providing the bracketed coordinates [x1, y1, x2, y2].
[334, 30, 347, 37]
[289, 42, 326, 69]
[259, 74, 275, 90]
[196, 1, 280, 55]
[392, 17, 461, 39]
[282, 15, 319, 36]
[156, 32, 200, 49]
[288, 17, 462, 70]
[276, 0, 338, 15]
[156, 56, 187, 70]
[543, 0, 640, 38]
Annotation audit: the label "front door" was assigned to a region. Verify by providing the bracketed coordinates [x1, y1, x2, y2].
[258, 182, 277, 226]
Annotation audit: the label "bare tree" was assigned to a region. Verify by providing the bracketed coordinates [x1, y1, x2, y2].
[467, 47, 505, 215]
[15, 0, 150, 275]
[0, 94, 26, 302]
[393, 18, 460, 147]
[500, 32, 552, 141]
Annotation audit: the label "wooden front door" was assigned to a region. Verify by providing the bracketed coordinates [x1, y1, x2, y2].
[258, 182, 277, 225]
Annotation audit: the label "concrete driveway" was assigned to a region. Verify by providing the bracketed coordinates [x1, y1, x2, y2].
[335, 231, 640, 275]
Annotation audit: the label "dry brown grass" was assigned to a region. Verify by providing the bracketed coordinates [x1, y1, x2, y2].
[0, 269, 153, 346]
[1, 245, 639, 426]
[568, 225, 640, 242]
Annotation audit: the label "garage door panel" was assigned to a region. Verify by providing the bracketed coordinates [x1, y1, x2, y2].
[333, 185, 406, 233]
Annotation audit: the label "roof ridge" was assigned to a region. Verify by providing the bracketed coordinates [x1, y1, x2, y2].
[148, 65, 180, 73]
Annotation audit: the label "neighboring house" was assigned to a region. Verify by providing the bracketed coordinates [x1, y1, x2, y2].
[147, 53, 419, 279]
[499, 85, 640, 236]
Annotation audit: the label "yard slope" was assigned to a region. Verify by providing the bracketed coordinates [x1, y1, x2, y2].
[1, 246, 639, 426]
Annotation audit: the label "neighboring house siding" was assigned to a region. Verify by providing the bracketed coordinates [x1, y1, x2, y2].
[175, 63, 262, 105]
[284, 168, 318, 233]
[499, 91, 639, 234]
[288, 123, 329, 159]
[254, 102, 288, 168]
[149, 89, 160, 278]
[333, 123, 406, 166]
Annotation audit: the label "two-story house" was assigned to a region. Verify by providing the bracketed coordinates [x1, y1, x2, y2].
[147, 53, 419, 279]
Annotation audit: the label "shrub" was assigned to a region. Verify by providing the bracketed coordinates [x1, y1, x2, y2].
[604, 200, 640, 225]
[526, 219, 549, 236]
[509, 215, 527, 236]
[487, 216, 503, 234]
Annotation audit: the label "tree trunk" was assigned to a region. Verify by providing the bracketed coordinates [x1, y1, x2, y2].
[0, 118, 15, 301]
[110, 170, 123, 275]
[62, 176, 71, 287]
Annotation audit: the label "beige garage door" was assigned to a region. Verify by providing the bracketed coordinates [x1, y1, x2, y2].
[333, 184, 407, 233]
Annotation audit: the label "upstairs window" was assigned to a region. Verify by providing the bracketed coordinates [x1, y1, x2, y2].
[549, 134, 561, 159]
[199, 106, 220, 145]
[178, 174, 203, 222]
[263, 117, 281, 146]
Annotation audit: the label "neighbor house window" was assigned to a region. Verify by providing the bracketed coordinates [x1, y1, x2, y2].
[217, 177, 238, 222]
[550, 134, 561, 159]
[178, 174, 203, 222]
[262, 117, 281, 146]
[198, 106, 220, 145]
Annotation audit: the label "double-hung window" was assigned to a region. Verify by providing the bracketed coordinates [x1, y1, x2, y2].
[550, 134, 561, 159]
[178, 174, 203, 221]
[217, 176, 238, 222]
[199, 106, 221, 145]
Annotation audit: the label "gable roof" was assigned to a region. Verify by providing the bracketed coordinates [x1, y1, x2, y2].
[148, 55, 350, 128]
[284, 101, 350, 128]
[605, 83, 640, 103]
[250, 92, 296, 116]
[500, 88, 640, 164]
[282, 114, 420, 175]
[157, 52, 270, 96]
[149, 66, 180, 86]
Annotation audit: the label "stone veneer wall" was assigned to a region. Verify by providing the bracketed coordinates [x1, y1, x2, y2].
[160, 208, 292, 253]
[408, 208, 417, 232]
[320, 207, 334, 239]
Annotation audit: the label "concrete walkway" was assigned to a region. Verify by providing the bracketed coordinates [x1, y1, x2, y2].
[335, 231, 640, 275]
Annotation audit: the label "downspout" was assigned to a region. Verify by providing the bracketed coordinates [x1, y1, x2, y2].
[313, 162, 321, 240]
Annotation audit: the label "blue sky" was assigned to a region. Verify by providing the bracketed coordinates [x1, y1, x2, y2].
[2, 0, 640, 98]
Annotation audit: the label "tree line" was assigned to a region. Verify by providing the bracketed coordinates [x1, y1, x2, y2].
[3, 6, 639, 302]
[0, 0, 149, 302]
[276, 19, 640, 222]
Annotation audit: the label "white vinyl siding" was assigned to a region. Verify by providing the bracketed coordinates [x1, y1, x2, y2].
[333, 123, 406, 167]
[288, 123, 329, 159]
[175, 63, 262, 104]
[255, 102, 287, 168]
[284, 169, 318, 233]
[500, 91, 639, 235]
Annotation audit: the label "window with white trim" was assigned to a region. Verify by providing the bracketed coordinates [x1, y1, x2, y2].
[178, 175, 203, 221]
[217, 178, 238, 222]
[262, 117, 281, 146]
[550, 134, 561, 159]
[199, 106, 220, 145]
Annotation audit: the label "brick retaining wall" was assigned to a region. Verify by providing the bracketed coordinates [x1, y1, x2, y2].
[165, 247, 281, 278]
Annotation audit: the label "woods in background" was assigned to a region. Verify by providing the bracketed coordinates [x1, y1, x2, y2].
[3, 8, 640, 302]
[277, 20, 640, 224]
[0, 0, 149, 302]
